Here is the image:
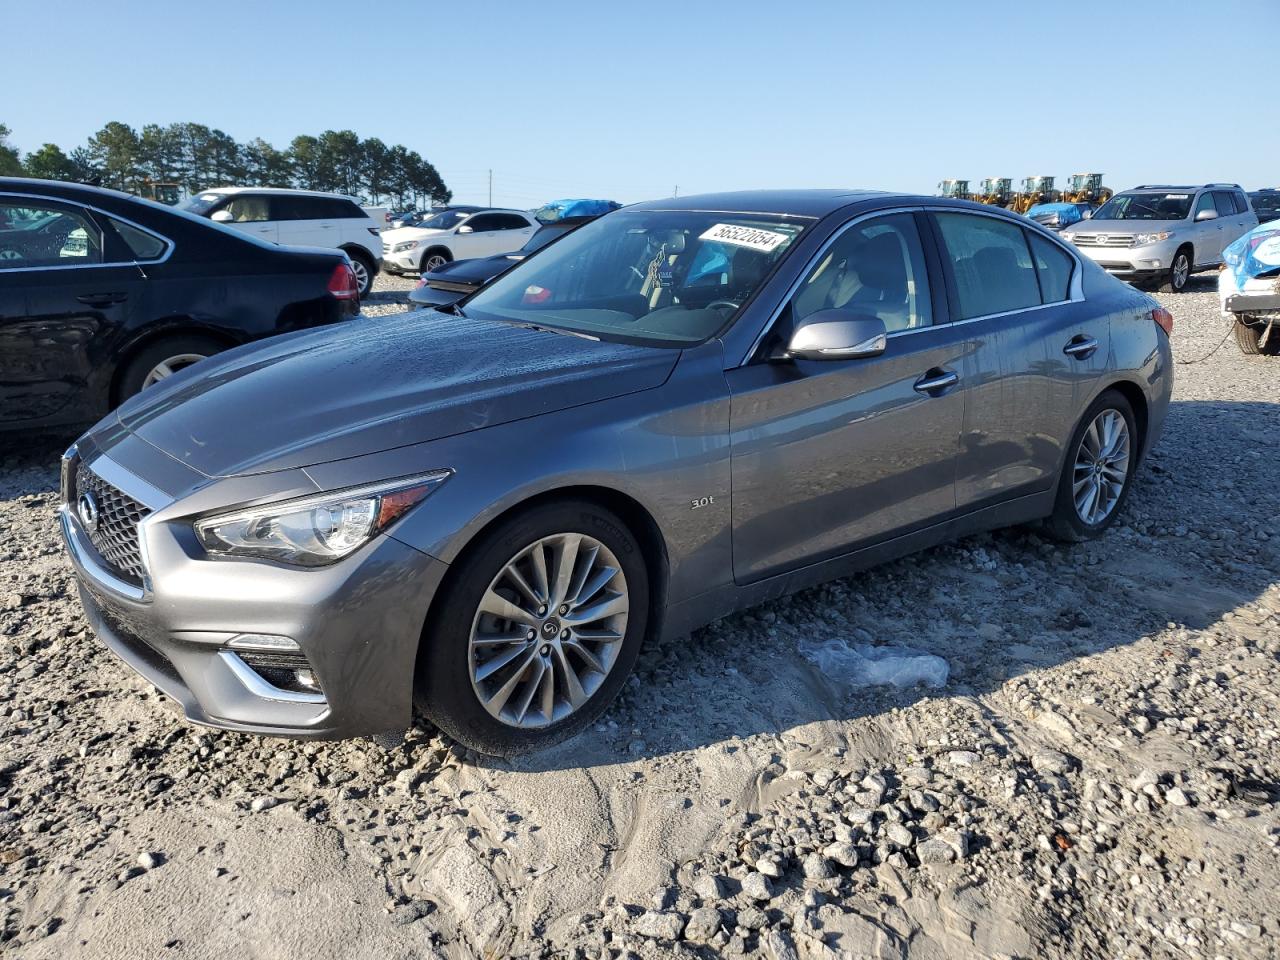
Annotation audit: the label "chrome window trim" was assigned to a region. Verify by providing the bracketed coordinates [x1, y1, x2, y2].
[0, 190, 175, 273]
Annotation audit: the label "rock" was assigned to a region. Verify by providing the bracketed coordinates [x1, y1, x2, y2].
[822, 842, 859, 868]
[885, 823, 914, 847]
[741, 871, 774, 902]
[693, 873, 727, 902]
[137, 851, 161, 870]
[1165, 786, 1191, 807]
[737, 906, 769, 930]
[1031, 750, 1075, 776]
[390, 901, 433, 925]
[761, 928, 800, 960]
[801, 852, 832, 880]
[632, 910, 686, 941]
[755, 855, 782, 878]
[916, 837, 956, 865]
[249, 796, 279, 813]
[948, 750, 981, 767]
[684, 906, 722, 943]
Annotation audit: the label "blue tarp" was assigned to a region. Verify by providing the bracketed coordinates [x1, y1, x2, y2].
[1027, 202, 1086, 228]
[534, 198, 622, 222]
[1222, 221, 1280, 290]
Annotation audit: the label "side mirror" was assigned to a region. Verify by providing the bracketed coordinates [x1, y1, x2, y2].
[456, 224, 474, 234]
[210, 210, 234, 223]
[786, 310, 888, 361]
[1081, 209, 1093, 219]
[1195, 208, 1218, 222]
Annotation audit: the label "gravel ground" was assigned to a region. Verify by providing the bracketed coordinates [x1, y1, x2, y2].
[2, 276, 1278, 959]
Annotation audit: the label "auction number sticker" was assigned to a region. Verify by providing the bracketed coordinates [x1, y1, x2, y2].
[699, 223, 789, 253]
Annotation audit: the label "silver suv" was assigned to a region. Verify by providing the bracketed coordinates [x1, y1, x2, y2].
[1062, 184, 1257, 292]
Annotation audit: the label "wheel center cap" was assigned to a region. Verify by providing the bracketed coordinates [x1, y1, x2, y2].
[542, 620, 560, 637]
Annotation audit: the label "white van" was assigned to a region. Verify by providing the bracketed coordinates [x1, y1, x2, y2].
[180, 187, 383, 296]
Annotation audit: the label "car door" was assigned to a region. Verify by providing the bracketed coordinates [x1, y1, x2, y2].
[726, 210, 966, 583]
[0, 197, 149, 425]
[454, 213, 514, 258]
[216, 193, 279, 245]
[929, 211, 1109, 509]
[1191, 191, 1223, 266]
[494, 213, 538, 253]
[1214, 190, 1250, 254]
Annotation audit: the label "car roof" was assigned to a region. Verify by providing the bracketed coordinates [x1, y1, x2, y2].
[629, 189, 889, 219]
[199, 186, 363, 202]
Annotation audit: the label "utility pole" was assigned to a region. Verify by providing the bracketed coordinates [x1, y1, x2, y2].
[488, 169, 493, 207]
[674, 185, 679, 197]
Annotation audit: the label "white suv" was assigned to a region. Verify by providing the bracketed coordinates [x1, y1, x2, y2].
[180, 188, 383, 296]
[380, 207, 538, 275]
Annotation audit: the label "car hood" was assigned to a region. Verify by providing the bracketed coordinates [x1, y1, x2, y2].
[116, 310, 679, 478]
[381, 225, 447, 244]
[1067, 218, 1183, 234]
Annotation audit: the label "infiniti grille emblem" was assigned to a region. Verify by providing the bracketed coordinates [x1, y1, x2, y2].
[76, 491, 100, 532]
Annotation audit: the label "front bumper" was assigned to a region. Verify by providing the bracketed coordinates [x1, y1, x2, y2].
[59, 453, 447, 739]
[1071, 239, 1181, 280]
[383, 249, 423, 274]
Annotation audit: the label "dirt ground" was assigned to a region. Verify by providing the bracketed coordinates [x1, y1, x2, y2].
[2, 275, 1277, 960]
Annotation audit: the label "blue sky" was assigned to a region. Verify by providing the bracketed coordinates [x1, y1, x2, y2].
[3, 0, 1277, 206]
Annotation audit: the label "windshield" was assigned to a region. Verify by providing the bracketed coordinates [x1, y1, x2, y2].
[1092, 192, 1192, 221]
[414, 209, 471, 231]
[464, 209, 807, 346]
[178, 192, 227, 216]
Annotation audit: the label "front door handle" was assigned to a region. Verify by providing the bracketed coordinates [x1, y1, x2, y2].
[913, 368, 959, 395]
[1063, 335, 1098, 359]
[76, 292, 128, 306]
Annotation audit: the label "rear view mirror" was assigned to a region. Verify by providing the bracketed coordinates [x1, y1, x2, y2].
[210, 210, 233, 223]
[1195, 209, 1218, 222]
[786, 310, 887, 361]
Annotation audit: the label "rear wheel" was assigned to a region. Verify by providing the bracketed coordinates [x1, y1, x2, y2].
[1160, 247, 1192, 293]
[116, 334, 225, 403]
[415, 500, 649, 756]
[1043, 390, 1138, 542]
[347, 250, 375, 298]
[1234, 318, 1279, 355]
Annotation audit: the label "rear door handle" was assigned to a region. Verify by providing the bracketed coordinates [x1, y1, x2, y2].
[76, 292, 128, 306]
[1063, 335, 1098, 359]
[913, 369, 959, 395]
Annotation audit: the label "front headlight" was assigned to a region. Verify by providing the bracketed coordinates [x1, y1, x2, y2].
[1135, 231, 1173, 246]
[194, 471, 451, 566]
[392, 240, 420, 253]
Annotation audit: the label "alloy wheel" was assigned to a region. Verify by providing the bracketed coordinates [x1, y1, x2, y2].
[1072, 409, 1131, 525]
[1172, 253, 1189, 290]
[141, 353, 207, 389]
[469, 532, 628, 728]
[350, 258, 369, 295]
[422, 254, 448, 272]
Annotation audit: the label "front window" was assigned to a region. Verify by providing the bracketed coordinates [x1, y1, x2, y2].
[463, 210, 808, 345]
[415, 209, 472, 231]
[178, 193, 227, 216]
[1092, 192, 1193, 221]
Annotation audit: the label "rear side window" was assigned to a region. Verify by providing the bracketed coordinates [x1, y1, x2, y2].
[107, 218, 168, 260]
[934, 213, 1040, 319]
[1233, 190, 1250, 214]
[1029, 233, 1074, 303]
[493, 213, 531, 230]
[0, 200, 103, 268]
[269, 195, 360, 220]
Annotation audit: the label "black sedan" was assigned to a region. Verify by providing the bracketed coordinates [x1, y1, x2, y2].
[408, 215, 596, 308]
[0, 178, 360, 431]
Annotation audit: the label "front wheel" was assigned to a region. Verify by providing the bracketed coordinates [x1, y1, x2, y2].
[415, 500, 650, 756]
[420, 251, 450, 273]
[1043, 390, 1138, 542]
[1161, 248, 1192, 293]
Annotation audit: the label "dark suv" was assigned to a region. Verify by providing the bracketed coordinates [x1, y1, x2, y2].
[0, 178, 360, 431]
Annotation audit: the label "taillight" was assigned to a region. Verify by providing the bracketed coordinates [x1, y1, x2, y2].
[414, 278, 426, 288]
[327, 263, 359, 301]
[1151, 306, 1174, 337]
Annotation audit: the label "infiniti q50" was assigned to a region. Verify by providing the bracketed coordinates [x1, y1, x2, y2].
[59, 190, 1173, 755]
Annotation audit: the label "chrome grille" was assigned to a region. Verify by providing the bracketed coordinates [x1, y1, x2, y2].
[72, 463, 151, 585]
[381, 242, 392, 256]
[1071, 233, 1136, 248]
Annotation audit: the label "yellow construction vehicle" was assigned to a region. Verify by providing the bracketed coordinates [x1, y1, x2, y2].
[937, 179, 971, 201]
[137, 181, 182, 205]
[1011, 176, 1061, 214]
[974, 177, 1014, 207]
[1064, 173, 1113, 206]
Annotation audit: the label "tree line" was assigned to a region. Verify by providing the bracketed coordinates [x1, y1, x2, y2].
[0, 122, 451, 208]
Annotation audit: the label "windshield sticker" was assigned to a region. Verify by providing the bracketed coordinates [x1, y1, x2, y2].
[699, 223, 789, 253]
[1165, 194, 1189, 199]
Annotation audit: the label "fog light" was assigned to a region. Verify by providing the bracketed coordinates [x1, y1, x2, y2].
[1136, 259, 1162, 269]
[295, 669, 321, 692]
[227, 634, 300, 652]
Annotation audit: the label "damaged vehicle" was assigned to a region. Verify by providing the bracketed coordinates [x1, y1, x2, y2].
[59, 190, 1173, 756]
[1220, 220, 1280, 355]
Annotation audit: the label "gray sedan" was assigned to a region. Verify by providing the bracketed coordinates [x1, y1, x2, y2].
[59, 190, 1174, 755]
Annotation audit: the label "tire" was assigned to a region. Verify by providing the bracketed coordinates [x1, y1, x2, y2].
[415, 499, 650, 756]
[116, 334, 225, 404]
[420, 249, 451, 273]
[346, 250, 376, 298]
[1043, 389, 1139, 543]
[1234, 318, 1279, 356]
[1160, 247, 1193, 293]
